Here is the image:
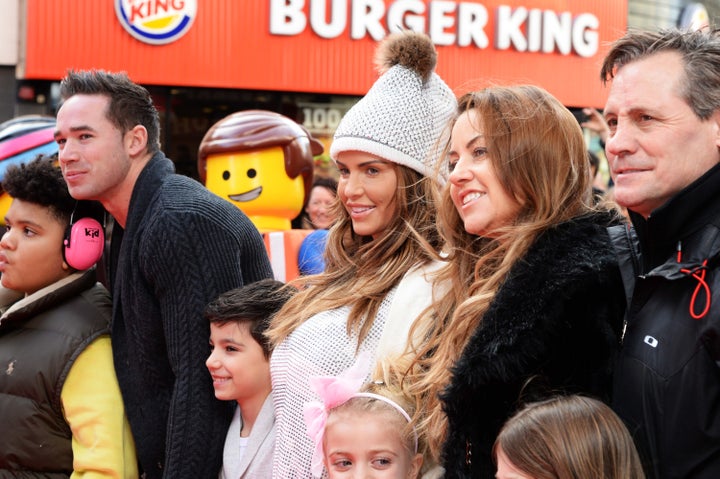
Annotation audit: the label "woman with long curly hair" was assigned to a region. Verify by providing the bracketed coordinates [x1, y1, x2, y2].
[265, 31, 456, 478]
[403, 85, 626, 478]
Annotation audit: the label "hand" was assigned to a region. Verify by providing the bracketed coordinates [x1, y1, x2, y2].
[581, 108, 609, 144]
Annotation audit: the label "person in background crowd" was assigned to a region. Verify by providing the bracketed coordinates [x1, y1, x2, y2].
[298, 177, 339, 275]
[266, 30, 456, 478]
[54, 69, 273, 479]
[494, 395, 645, 479]
[601, 28, 720, 478]
[300, 177, 339, 230]
[403, 85, 625, 478]
[205, 279, 296, 479]
[0, 155, 137, 478]
[581, 107, 611, 147]
[582, 108, 613, 196]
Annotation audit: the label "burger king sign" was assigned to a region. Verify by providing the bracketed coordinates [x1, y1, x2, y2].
[115, 0, 197, 45]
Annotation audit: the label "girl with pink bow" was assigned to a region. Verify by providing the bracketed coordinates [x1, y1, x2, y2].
[303, 353, 423, 479]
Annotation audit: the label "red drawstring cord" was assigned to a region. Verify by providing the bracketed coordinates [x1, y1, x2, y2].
[677, 241, 711, 320]
[680, 260, 711, 319]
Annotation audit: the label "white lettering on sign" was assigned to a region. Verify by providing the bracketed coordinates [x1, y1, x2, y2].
[429, 1, 457, 46]
[269, 0, 598, 57]
[495, 6, 598, 56]
[351, 0, 386, 40]
[573, 13, 600, 58]
[270, 0, 306, 35]
[311, 0, 347, 38]
[458, 2, 489, 48]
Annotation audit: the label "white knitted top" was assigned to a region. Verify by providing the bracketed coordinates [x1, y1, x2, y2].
[270, 293, 394, 478]
[270, 262, 444, 478]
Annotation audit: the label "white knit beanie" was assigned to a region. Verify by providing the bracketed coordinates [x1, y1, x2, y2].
[330, 31, 457, 180]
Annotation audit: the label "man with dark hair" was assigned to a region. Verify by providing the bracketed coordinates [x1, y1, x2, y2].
[602, 29, 720, 478]
[54, 70, 273, 479]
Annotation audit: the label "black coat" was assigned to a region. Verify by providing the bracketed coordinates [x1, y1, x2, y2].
[440, 212, 626, 479]
[609, 162, 720, 479]
[108, 154, 273, 479]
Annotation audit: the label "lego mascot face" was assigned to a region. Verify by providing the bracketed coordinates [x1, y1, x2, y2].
[198, 110, 322, 233]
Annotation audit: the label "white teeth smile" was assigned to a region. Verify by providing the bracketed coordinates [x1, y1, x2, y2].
[352, 206, 374, 214]
[463, 192, 484, 205]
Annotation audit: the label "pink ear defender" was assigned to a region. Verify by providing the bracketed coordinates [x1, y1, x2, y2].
[63, 216, 105, 271]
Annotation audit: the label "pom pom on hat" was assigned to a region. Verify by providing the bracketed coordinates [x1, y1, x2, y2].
[330, 31, 457, 180]
[374, 30, 437, 81]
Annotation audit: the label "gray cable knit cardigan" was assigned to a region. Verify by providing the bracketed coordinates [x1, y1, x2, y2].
[107, 153, 273, 479]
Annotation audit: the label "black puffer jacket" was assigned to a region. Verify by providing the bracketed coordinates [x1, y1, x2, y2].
[609, 162, 720, 479]
[441, 212, 626, 479]
[0, 271, 110, 477]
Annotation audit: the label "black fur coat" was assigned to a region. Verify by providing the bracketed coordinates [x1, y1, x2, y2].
[440, 212, 626, 479]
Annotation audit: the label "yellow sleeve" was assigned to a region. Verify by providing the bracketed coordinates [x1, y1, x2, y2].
[61, 335, 139, 479]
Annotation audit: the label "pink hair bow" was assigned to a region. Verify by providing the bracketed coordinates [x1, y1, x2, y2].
[303, 352, 372, 478]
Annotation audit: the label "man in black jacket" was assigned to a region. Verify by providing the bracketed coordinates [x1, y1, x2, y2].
[602, 29, 720, 479]
[54, 70, 274, 479]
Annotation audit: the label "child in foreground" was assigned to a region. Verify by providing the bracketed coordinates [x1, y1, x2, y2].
[0, 155, 136, 477]
[205, 278, 296, 479]
[304, 354, 423, 479]
[494, 395, 645, 479]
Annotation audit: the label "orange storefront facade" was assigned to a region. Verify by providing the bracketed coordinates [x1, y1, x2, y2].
[20, 0, 626, 178]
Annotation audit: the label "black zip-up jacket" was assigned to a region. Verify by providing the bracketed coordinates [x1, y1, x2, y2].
[609, 162, 720, 479]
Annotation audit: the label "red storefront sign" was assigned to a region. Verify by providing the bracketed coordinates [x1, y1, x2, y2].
[23, 0, 626, 107]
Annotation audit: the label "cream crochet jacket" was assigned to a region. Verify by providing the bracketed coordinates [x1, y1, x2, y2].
[270, 261, 443, 478]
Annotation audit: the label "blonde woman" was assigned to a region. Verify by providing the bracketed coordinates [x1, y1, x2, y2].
[266, 31, 456, 478]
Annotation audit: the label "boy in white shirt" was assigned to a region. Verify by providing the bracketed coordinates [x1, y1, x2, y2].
[205, 279, 295, 479]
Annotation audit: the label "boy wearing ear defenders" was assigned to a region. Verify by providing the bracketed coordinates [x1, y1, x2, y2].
[0, 155, 137, 478]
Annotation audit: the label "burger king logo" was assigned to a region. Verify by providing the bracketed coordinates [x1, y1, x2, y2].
[115, 0, 197, 45]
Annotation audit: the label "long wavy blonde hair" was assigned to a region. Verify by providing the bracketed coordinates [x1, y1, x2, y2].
[266, 164, 443, 347]
[403, 85, 597, 460]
